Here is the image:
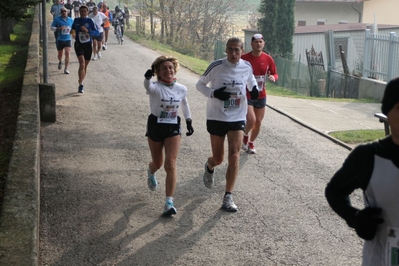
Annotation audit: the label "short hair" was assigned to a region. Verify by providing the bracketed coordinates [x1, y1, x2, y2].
[382, 77, 399, 115]
[226, 37, 243, 49]
[79, 5, 88, 11]
[151, 56, 179, 80]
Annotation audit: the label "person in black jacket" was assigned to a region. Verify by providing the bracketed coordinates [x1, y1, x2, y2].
[325, 77, 399, 265]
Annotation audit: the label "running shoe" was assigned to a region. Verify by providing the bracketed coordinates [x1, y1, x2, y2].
[92, 55, 98, 61]
[247, 142, 256, 154]
[104, 44, 107, 50]
[78, 85, 84, 93]
[242, 135, 249, 151]
[162, 200, 177, 216]
[221, 194, 238, 212]
[102, 44, 106, 50]
[203, 162, 214, 189]
[58, 61, 62, 70]
[147, 169, 158, 191]
[64, 68, 69, 74]
[98, 52, 102, 59]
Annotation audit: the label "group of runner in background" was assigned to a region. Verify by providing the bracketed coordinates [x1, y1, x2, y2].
[50, 0, 129, 92]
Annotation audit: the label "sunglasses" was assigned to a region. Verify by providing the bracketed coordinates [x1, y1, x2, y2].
[61, 10, 67, 12]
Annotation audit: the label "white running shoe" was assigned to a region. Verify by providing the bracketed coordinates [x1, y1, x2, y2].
[98, 52, 102, 59]
[247, 142, 257, 154]
[92, 55, 98, 61]
[64, 68, 69, 74]
[203, 162, 214, 189]
[222, 194, 238, 212]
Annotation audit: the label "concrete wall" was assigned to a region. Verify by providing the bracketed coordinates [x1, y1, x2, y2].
[358, 77, 386, 101]
[0, 6, 41, 266]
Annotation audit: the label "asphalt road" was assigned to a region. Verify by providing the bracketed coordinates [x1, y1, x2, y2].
[40, 32, 364, 265]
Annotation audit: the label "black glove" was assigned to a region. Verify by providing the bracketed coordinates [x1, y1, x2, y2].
[250, 85, 259, 99]
[213, 86, 230, 101]
[186, 120, 194, 136]
[353, 207, 384, 240]
[144, 69, 153, 80]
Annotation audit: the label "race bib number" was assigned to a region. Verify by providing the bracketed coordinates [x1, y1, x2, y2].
[255, 75, 265, 91]
[223, 93, 241, 112]
[387, 227, 399, 266]
[158, 104, 178, 123]
[74, 7, 79, 11]
[88, 6, 93, 11]
[78, 32, 91, 43]
[61, 26, 71, 35]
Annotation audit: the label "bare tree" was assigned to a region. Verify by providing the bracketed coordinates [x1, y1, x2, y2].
[134, 0, 247, 60]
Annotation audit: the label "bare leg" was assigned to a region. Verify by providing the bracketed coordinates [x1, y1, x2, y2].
[225, 130, 243, 192]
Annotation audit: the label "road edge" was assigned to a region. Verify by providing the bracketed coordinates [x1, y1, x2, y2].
[0, 6, 40, 265]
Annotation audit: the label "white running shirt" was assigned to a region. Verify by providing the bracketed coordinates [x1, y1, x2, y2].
[196, 58, 257, 122]
[144, 79, 191, 124]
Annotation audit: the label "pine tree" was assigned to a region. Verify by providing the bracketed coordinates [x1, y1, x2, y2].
[257, 0, 295, 59]
[275, 0, 295, 59]
[257, 0, 277, 54]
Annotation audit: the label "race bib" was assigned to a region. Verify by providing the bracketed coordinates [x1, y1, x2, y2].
[88, 6, 93, 11]
[74, 7, 79, 11]
[78, 32, 91, 43]
[158, 104, 178, 123]
[223, 93, 241, 112]
[255, 75, 265, 91]
[387, 227, 399, 266]
[61, 26, 71, 35]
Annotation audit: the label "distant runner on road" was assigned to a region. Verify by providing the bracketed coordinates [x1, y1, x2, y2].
[71, 5, 99, 93]
[241, 33, 278, 154]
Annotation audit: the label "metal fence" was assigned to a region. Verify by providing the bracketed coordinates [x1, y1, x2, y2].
[362, 29, 399, 82]
[212, 29, 399, 99]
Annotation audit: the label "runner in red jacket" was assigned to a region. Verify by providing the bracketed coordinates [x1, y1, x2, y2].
[241, 33, 278, 154]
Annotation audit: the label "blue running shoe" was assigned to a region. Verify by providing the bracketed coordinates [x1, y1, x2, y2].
[78, 85, 84, 93]
[147, 169, 158, 191]
[163, 200, 177, 216]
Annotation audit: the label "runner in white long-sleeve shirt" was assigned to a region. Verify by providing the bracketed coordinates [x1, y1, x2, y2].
[196, 37, 259, 212]
[143, 56, 194, 216]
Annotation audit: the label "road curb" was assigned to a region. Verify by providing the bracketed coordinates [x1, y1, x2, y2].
[267, 104, 353, 151]
[0, 6, 40, 266]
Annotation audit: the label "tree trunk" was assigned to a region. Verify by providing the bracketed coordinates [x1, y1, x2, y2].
[1, 16, 10, 42]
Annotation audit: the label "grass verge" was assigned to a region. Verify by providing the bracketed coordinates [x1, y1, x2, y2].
[330, 130, 386, 145]
[0, 16, 32, 206]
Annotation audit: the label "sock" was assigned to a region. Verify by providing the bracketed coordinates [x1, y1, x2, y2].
[224, 192, 231, 196]
[166, 196, 173, 203]
[207, 165, 214, 173]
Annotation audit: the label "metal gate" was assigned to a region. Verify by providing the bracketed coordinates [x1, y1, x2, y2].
[306, 45, 326, 96]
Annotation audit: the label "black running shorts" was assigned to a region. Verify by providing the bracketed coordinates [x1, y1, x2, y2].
[146, 114, 181, 142]
[206, 120, 245, 136]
